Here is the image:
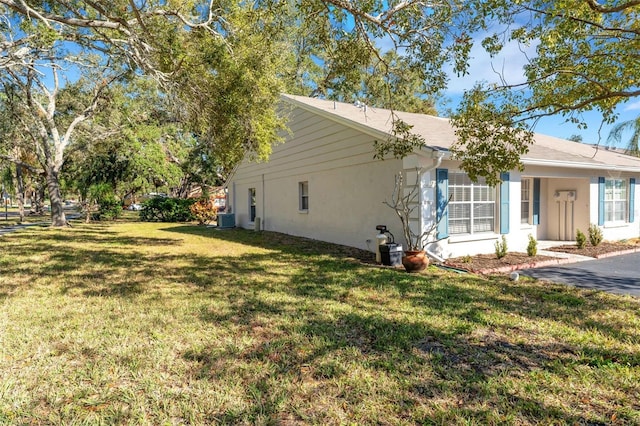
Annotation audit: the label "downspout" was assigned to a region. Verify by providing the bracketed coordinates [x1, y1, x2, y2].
[424, 151, 446, 263]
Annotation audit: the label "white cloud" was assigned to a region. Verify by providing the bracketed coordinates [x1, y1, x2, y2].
[623, 100, 640, 111]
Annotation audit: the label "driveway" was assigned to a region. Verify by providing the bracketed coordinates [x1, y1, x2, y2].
[521, 252, 640, 297]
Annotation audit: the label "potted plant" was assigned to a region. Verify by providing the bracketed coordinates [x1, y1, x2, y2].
[384, 168, 447, 272]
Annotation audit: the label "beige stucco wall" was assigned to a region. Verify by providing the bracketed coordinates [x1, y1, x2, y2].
[230, 106, 405, 251]
[230, 106, 640, 259]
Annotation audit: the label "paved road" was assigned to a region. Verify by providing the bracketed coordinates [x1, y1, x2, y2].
[521, 252, 640, 297]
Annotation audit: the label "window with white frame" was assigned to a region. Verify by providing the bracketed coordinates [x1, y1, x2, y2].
[249, 188, 256, 222]
[299, 181, 309, 211]
[448, 172, 496, 234]
[521, 178, 531, 225]
[604, 179, 627, 222]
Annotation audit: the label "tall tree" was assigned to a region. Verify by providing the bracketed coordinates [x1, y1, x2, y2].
[7, 1, 635, 191]
[2, 57, 123, 225]
[62, 77, 187, 201]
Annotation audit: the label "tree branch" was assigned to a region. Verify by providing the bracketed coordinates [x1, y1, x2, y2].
[583, 0, 640, 14]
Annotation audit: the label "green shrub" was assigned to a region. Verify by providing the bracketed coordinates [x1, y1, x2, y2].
[527, 234, 538, 257]
[494, 235, 508, 259]
[97, 196, 121, 220]
[190, 198, 218, 225]
[588, 223, 603, 247]
[576, 229, 587, 249]
[85, 183, 121, 221]
[140, 197, 195, 222]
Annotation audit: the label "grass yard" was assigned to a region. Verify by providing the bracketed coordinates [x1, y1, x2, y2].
[1, 221, 639, 425]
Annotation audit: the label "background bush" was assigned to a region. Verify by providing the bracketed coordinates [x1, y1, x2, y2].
[190, 198, 218, 225]
[140, 197, 195, 222]
[85, 183, 121, 221]
[97, 196, 122, 220]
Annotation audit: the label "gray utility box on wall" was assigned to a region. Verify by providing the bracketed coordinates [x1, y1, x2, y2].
[217, 213, 235, 229]
[379, 243, 403, 267]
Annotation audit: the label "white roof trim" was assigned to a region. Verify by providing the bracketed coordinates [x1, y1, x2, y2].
[522, 157, 640, 173]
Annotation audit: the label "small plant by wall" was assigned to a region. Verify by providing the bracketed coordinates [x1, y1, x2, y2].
[527, 234, 538, 257]
[495, 235, 508, 259]
[576, 229, 587, 249]
[588, 223, 603, 247]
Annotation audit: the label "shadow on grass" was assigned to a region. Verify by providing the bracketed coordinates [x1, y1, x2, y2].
[1, 224, 639, 423]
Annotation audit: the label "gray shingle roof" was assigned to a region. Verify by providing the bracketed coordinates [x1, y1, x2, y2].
[281, 94, 640, 172]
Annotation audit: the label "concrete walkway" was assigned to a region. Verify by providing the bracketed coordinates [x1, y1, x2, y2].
[0, 221, 49, 236]
[0, 213, 81, 236]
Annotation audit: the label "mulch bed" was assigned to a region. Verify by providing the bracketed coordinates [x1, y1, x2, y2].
[445, 240, 640, 274]
[445, 252, 558, 274]
[544, 241, 639, 258]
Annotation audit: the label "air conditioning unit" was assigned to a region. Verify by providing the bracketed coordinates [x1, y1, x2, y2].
[218, 213, 235, 229]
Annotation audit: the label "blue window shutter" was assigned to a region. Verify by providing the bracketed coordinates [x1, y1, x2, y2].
[500, 172, 510, 234]
[598, 177, 605, 226]
[436, 168, 449, 239]
[630, 178, 636, 223]
[532, 178, 541, 225]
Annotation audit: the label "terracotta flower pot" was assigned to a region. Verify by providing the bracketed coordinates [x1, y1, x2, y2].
[402, 250, 429, 273]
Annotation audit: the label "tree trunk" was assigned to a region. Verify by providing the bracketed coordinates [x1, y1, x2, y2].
[16, 164, 25, 223]
[45, 166, 67, 226]
[31, 180, 45, 215]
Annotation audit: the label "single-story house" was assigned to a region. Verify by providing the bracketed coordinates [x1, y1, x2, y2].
[227, 94, 640, 259]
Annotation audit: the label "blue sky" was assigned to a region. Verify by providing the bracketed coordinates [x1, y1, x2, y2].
[438, 35, 639, 149]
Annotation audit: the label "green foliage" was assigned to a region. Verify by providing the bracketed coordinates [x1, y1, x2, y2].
[189, 198, 218, 225]
[97, 196, 122, 221]
[527, 234, 538, 257]
[63, 77, 186, 200]
[588, 224, 604, 247]
[453, 0, 640, 174]
[167, 5, 289, 179]
[8, 0, 640, 191]
[494, 235, 508, 259]
[576, 229, 587, 249]
[87, 183, 121, 221]
[450, 86, 532, 186]
[140, 197, 195, 222]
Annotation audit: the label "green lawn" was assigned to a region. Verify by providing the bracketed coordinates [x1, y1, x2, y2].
[1, 221, 639, 425]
